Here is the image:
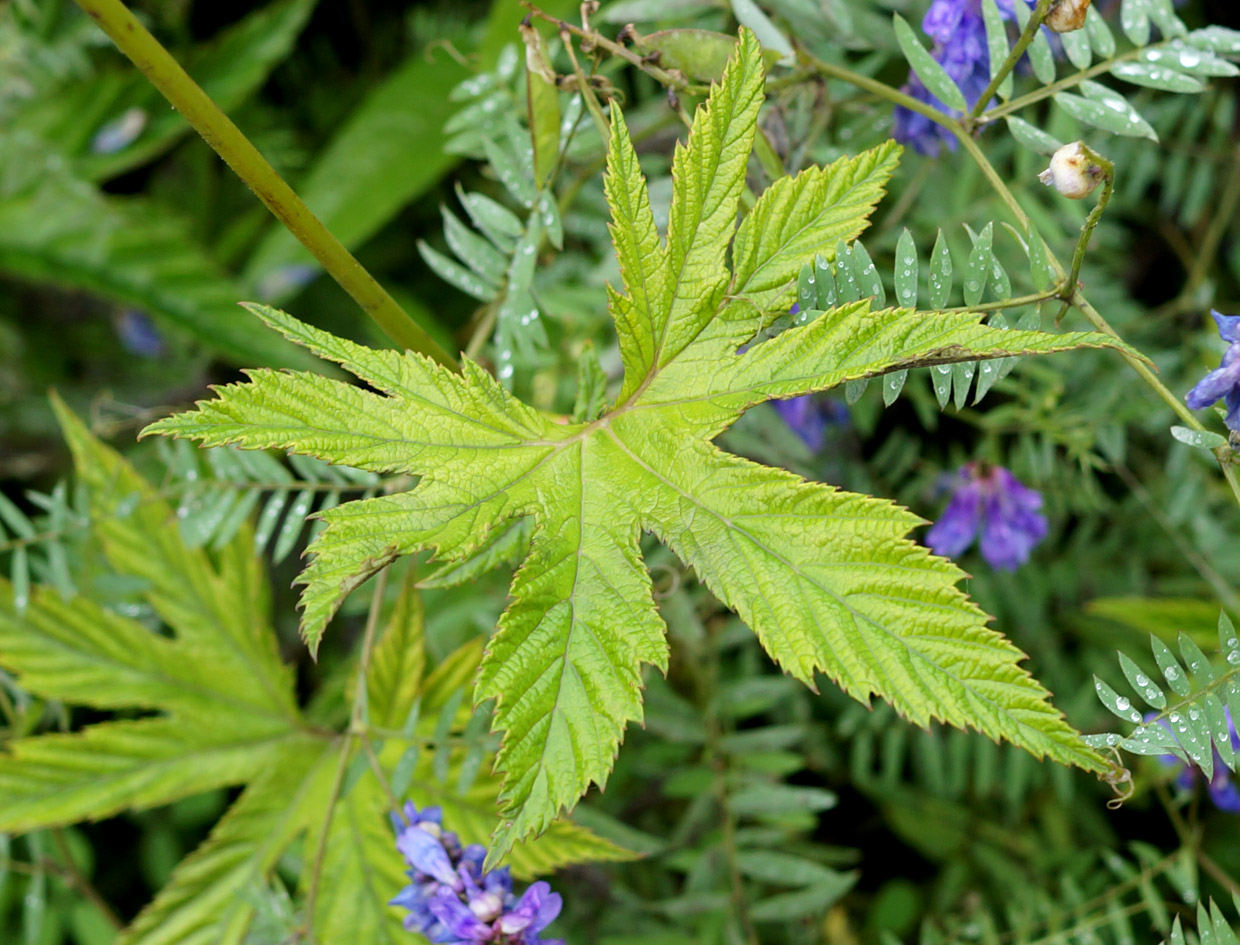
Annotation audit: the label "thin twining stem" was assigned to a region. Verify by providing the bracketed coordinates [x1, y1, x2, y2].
[797, 49, 1240, 511]
[966, 0, 1054, 124]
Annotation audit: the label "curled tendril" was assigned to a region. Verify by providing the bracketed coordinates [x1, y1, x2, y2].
[1103, 747, 1135, 810]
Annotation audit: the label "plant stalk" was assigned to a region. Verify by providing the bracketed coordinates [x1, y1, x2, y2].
[967, 0, 1053, 124]
[72, 0, 458, 368]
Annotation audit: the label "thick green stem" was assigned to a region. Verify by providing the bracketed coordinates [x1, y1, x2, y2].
[967, 0, 1053, 124]
[73, 0, 458, 368]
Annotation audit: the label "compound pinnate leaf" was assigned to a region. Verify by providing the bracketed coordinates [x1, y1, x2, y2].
[146, 29, 1124, 859]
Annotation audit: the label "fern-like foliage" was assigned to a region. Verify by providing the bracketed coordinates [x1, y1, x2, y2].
[144, 30, 1141, 859]
[1165, 897, 1240, 945]
[801, 219, 1054, 411]
[418, 41, 578, 376]
[1089, 611, 1240, 782]
[910, 843, 1205, 945]
[964, 0, 1240, 154]
[0, 397, 625, 942]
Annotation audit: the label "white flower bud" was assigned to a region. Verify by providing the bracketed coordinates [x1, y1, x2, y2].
[1038, 141, 1104, 200]
[1044, 0, 1090, 33]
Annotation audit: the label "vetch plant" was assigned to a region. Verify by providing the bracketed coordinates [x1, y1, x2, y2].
[1153, 710, 1240, 813]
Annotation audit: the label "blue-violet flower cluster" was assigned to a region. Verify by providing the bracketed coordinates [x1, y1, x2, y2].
[893, 0, 1023, 155]
[926, 462, 1048, 570]
[1156, 709, 1240, 813]
[390, 802, 563, 944]
[1185, 310, 1240, 433]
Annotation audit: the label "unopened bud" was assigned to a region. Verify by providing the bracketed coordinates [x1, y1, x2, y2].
[1038, 141, 1105, 199]
[1044, 0, 1090, 33]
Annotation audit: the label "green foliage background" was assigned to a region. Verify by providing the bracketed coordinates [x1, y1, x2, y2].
[1, 0, 1240, 943]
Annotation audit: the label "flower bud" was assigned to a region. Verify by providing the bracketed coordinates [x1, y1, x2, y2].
[1038, 141, 1104, 199]
[1044, 0, 1090, 33]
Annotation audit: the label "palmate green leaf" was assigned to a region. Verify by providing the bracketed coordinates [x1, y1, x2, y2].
[146, 29, 1126, 860]
[1, 401, 619, 938]
[0, 715, 314, 833]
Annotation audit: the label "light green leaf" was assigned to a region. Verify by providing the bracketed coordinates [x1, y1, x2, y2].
[1086, 6, 1117, 57]
[894, 229, 918, 308]
[523, 25, 562, 189]
[1058, 83, 1158, 140]
[302, 767, 409, 944]
[1188, 26, 1240, 56]
[418, 519, 533, 589]
[1170, 425, 1228, 450]
[0, 716, 313, 832]
[963, 222, 993, 307]
[1122, 0, 1152, 46]
[116, 747, 326, 945]
[1146, 41, 1238, 78]
[1005, 115, 1064, 155]
[928, 229, 953, 308]
[635, 28, 780, 82]
[1111, 60, 1204, 93]
[52, 396, 298, 720]
[1012, 0, 1057, 84]
[892, 14, 968, 112]
[615, 28, 766, 400]
[1060, 23, 1093, 70]
[730, 0, 794, 63]
[367, 569, 427, 732]
[147, 31, 1126, 861]
[980, 0, 1014, 99]
[731, 142, 900, 314]
[573, 341, 609, 423]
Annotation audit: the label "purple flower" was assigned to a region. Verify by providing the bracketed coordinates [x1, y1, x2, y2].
[390, 801, 564, 944]
[1185, 310, 1240, 433]
[114, 309, 166, 358]
[772, 303, 849, 451]
[893, 0, 1030, 156]
[1153, 709, 1240, 813]
[925, 462, 1048, 570]
[773, 396, 849, 452]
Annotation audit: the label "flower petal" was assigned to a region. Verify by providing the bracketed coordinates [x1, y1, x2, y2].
[1211, 310, 1240, 344]
[428, 886, 492, 940]
[926, 481, 982, 558]
[397, 826, 460, 887]
[1186, 361, 1240, 410]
